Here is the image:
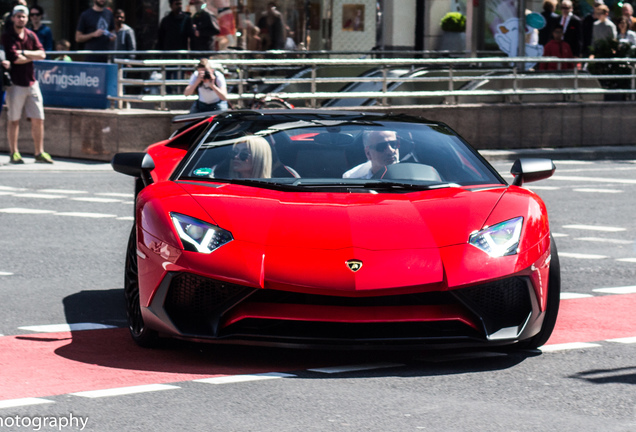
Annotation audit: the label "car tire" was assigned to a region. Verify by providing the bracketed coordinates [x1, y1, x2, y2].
[518, 235, 561, 349]
[124, 226, 160, 348]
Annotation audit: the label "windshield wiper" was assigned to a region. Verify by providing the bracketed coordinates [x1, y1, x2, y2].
[288, 179, 457, 191]
[360, 181, 456, 191]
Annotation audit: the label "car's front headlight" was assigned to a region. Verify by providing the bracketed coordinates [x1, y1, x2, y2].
[170, 212, 233, 253]
[468, 217, 523, 257]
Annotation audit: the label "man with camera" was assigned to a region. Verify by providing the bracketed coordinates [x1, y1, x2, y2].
[184, 58, 228, 113]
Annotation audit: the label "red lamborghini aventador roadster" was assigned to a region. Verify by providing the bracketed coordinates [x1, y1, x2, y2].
[112, 110, 560, 350]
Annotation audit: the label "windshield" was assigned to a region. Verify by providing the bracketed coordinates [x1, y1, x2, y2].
[177, 114, 504, 190]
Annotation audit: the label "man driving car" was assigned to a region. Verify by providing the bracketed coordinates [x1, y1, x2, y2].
[342, 130, 400, 179]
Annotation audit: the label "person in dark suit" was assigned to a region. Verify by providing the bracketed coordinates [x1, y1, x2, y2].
[582, 0, 604, 57]
[539, 0, 561, 46]
[559, 0, 583, 57]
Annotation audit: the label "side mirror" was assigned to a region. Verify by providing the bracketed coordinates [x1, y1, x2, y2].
[510, 158, 556, 186]
[111, 152, 155, 187]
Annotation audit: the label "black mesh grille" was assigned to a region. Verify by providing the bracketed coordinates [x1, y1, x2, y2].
[453, 277, 532, 335]
[164, 273, 254, 335]
[223, 319, 481, 343]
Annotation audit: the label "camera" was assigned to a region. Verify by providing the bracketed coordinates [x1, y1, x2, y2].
[203, 71, 212, 80]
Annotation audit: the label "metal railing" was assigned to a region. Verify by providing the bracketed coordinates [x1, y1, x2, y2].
[104, 55, 636, 110]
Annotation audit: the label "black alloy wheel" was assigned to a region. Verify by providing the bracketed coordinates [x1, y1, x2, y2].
[124, 226, 160, 348]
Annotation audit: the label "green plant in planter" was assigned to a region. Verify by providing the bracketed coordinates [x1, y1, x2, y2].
[440, 12, 466, 32]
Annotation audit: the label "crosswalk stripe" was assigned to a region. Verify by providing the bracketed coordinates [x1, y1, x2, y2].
[18, 323, 118, 333]
[71, 384, 180, 398]
[195, 372, 295, 384]
[0, 208, 54, 214]
[0, 398, 54, 409]
[540, 342, 602, 352]
[12, 193, 65, 199]
[55, 212, 117, 218]
[551, 175, 636, 185]
[606, 337, 636, 344]
[560, 293, 593, 299]
[559, 252, 608, 260]
[38, 189, 87, 194]
[573, 188, 622, 194]
[576, 237, 633, 245]
[594, 286, 636, 294]
[563, 224, 626, 232]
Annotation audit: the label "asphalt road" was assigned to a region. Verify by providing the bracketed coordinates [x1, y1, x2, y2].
[0, 154, 635, 432]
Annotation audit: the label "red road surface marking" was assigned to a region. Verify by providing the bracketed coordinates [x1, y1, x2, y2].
[546, 293, 636, 345]
[1, 294, 636, 402]
[0, 328, 321, 401]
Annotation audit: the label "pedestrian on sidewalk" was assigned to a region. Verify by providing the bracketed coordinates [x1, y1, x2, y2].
[2, 5, 52, 164]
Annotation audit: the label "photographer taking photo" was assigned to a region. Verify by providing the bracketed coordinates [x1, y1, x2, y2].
[184, 58, 228, 113]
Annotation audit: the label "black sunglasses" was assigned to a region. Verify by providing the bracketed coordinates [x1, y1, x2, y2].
[30, 13, 41, 17]
[232, 149, 251, 161]
[371, 140, 400, 152]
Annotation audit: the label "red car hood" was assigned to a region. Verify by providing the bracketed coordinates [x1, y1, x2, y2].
[178, 183, 506, 292]
[182, 183, 506, 250]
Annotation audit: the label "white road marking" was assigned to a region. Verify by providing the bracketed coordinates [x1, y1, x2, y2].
[308, 363, 404, 374]
[539, 342, 602, 352]
[560, 293, 593, 299]
[0, 272, 12, 276]
[551, 175, 636, 185]
[0, 207, 125, 219]
[71, 197, 122, 203]
[0, 186, 26, 191]
[0, 398, 54, 409]
[576, 237, 634, 245]
[18, 323, 118, 333]
[526, 186, 560, 191]
[96, 192, 134, 198]
[55, 212, 117, 218]
[117, 216, 134, 221]
[606, 337, 636, 344]
[563, 224, 626, 232]
[558, 252, 608, 260]
[38, 189, 87, 194]
[12, 193, 65, 199]
[573, 188, 622, 194]
[594, 286, 636, 294]
[558, 165, 636, 172]
[0, 208, 55, 214]
[551, 233, 568, 238]
[195, 372, 296, 385]
[553, 160, 594, 165]
[71, 384, 180, 398]
[617, 258, 636, 263]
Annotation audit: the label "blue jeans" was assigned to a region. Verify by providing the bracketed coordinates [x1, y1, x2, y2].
[190, 100, 228, 113]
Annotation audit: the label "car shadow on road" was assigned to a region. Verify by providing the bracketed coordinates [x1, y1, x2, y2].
[569, 367, 636, 385]
[51, 289, 539, 379]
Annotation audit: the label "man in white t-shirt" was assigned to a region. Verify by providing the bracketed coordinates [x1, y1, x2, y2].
[343, 130, 400, 179]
